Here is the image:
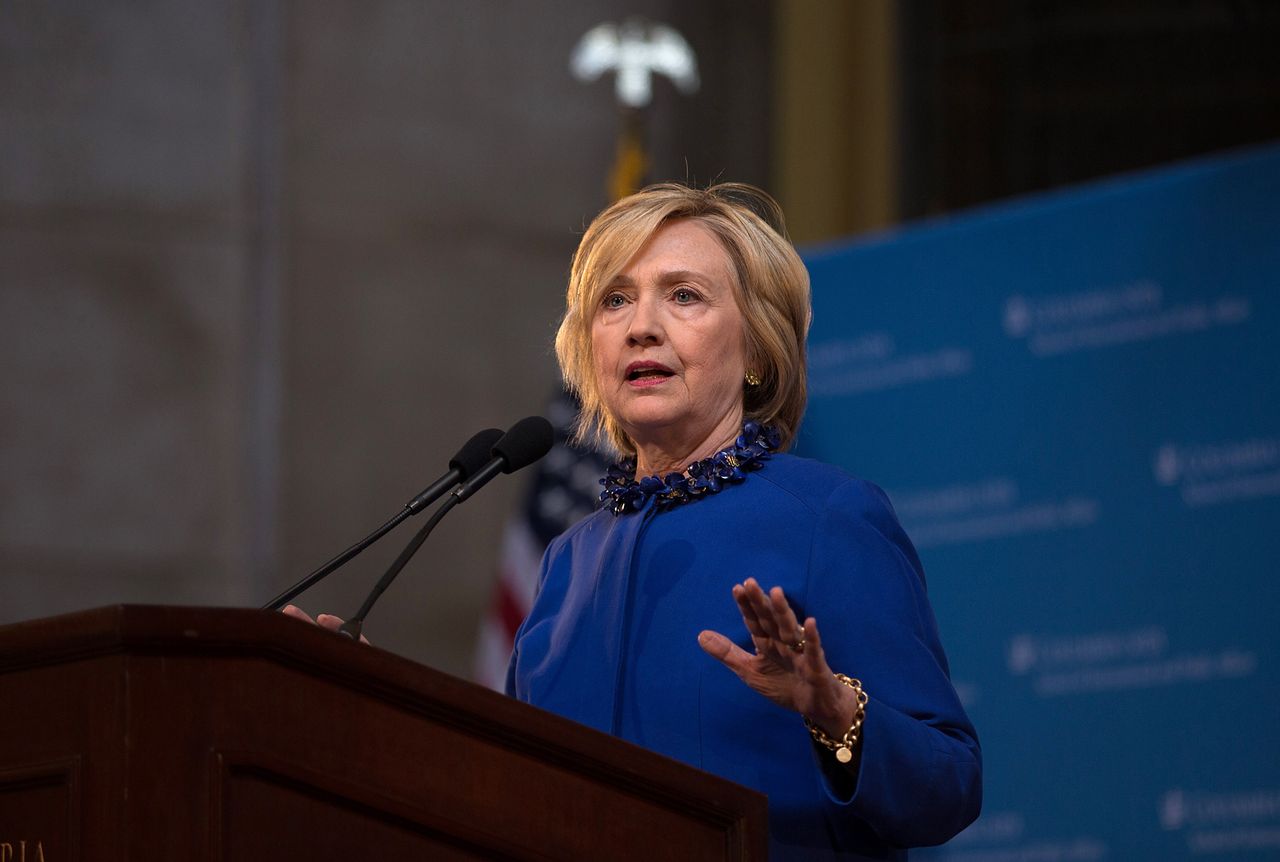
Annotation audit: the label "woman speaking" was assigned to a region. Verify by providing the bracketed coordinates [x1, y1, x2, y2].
[506, 183, 981, 860]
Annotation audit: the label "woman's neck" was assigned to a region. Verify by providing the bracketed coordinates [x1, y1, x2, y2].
[631, 412, 743, 477]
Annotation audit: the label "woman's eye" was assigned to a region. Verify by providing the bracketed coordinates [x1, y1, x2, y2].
[603, 293, 626, 309]
[673, 288, 699, 304]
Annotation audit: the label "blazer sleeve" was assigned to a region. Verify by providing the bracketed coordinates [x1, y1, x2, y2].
[805, 478, 982, 848]
[503, 531, 559, 700]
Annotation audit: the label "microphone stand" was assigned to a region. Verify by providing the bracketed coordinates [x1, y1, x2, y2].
[337, 496, 460, 640]
[261, 427, 503, 613]
[261, 508, 413, 611]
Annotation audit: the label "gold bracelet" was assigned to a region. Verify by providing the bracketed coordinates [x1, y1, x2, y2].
[803, 674, 869, 764]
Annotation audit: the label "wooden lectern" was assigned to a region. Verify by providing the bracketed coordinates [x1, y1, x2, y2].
[0, 605, 766, 860]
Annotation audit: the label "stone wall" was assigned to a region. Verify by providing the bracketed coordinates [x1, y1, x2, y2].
[0, 0, 769, 676]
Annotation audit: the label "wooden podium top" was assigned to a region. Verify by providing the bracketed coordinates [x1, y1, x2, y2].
[0, 605, 767, 861]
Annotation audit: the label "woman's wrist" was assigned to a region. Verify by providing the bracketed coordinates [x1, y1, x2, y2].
[807, 682, 860, 739]
[803, 675, 869, 763]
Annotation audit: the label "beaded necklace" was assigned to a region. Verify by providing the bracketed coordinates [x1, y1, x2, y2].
[599, 421, 781, 516]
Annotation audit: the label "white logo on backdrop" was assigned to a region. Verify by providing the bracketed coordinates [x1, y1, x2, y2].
[808, 331, 973, 397]
[1162, 789, 1188, 831]
[1007, 627, 1257, 697]
[1003, 279, 1250, 357]
[948, 810, 1026, 846]
[890, 477, 1097, 549]
[1153, 437, 1280, 507]
[1006, 635, 1038, 676]
[1006, 627, 1167, 676]
[1002, 295, 1033, 339]
[945, 810, 1108, 862]
[1159, 787, 1280, 855]
[1154, 444, 1181, 486]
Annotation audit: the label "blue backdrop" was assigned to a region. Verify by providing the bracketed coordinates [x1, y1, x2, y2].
[797, 144, 1280, 861]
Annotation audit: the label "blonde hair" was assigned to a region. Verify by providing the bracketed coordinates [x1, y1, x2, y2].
[555, 182, 811, 456]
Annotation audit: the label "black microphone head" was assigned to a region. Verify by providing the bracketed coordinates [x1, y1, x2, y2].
[493, 416, 554, 474]
[449, 428, 504, 479]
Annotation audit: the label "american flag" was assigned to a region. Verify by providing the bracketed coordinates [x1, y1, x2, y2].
[473, 389, 609, 690]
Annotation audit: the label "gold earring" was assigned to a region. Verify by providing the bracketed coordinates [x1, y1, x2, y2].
[745, 370, 762, 387]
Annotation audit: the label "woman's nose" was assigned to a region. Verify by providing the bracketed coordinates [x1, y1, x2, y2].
[626, 295, 664, 345]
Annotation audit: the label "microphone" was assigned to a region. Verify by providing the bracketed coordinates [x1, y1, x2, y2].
[407, 427, 506, 512]
[453, 415, 556, 504]
[261, 426, 504, 611]
[337, 416, 554, 639]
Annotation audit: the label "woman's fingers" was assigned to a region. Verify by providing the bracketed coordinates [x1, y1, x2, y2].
[317, 614, 371, 644]
[698, 629, 756, 678]
[803, 617, 831, 679]
[280, 605, 369, 644]
[315, 613, 343, 632]
[742, 579, 783, 642]
[282, 604, 316, 625]
[747, 579, 804, 651]
[769, 586, 805, 647]
[732, 583, 769, 639]
[733, 584, 776, 655]
[737, 579, 818, 664]
[801, 616, 859, 731]
[710, 586, 850, 717]
[712, 580, 855, 722]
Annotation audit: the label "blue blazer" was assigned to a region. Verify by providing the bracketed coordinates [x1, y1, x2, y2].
[508, 454, 981, 861]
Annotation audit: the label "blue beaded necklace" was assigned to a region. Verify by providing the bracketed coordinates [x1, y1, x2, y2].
[599, 421, 781, 516]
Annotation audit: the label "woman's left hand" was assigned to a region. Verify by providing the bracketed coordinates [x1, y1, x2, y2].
[281, 604, 371, 645]
[698, 577, 859, 740]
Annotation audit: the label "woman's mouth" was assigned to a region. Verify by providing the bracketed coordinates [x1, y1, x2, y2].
[626, 362, 675, 386]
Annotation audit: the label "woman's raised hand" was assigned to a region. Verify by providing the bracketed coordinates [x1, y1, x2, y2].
[281, 604, 370, 644]
[698, 578, 858, 740]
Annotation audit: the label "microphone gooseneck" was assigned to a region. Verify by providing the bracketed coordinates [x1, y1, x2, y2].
[337, 416, 554, 639]
[261, 426, 504, 611]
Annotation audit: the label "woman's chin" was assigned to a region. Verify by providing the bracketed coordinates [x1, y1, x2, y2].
[615, 389, 682, 417]
[617, 407, 689, 439]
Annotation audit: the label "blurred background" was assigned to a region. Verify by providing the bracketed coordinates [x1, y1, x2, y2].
[3, 2, 1279, 858]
